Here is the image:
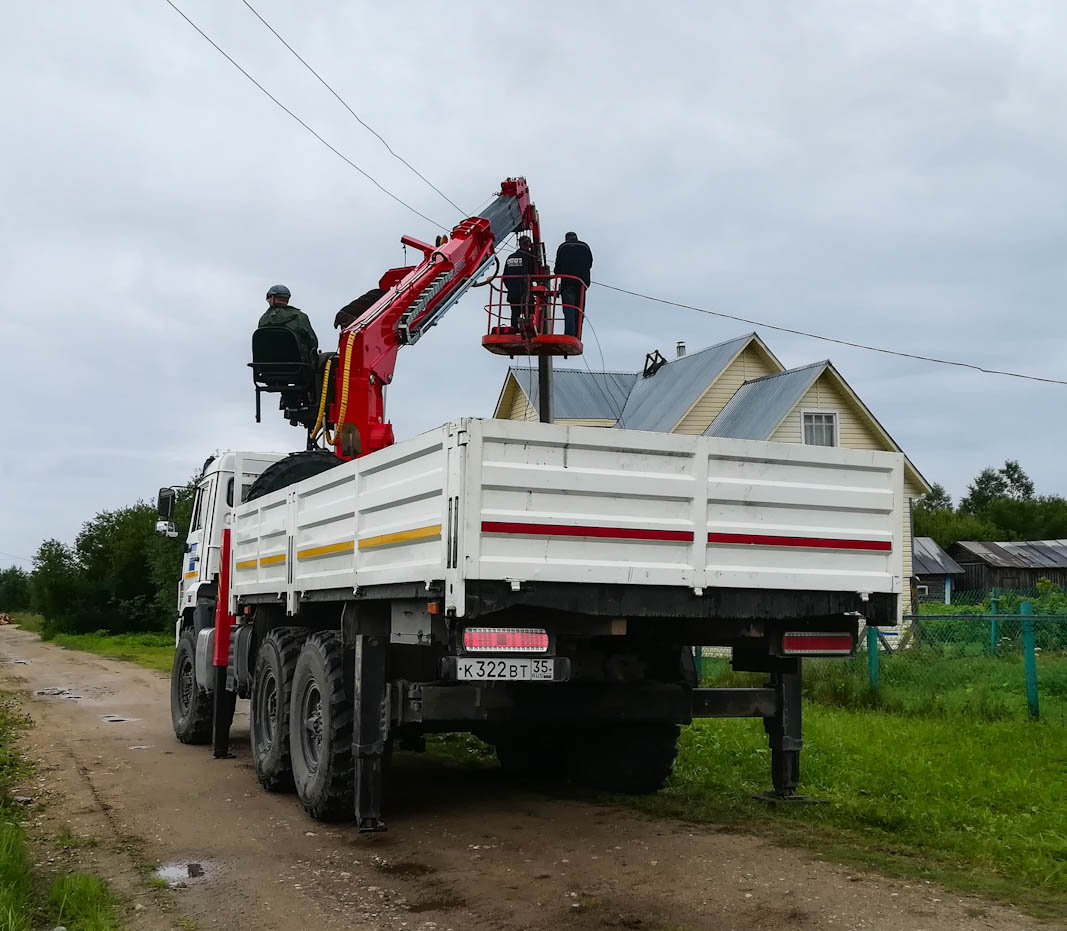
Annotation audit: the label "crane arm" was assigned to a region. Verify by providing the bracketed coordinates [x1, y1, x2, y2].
[331, 177, 538, 458]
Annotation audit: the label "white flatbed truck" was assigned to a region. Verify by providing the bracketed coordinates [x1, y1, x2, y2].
[160, 418, 903, 830]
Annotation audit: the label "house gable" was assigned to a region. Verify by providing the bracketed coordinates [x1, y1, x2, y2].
[674, 336, 783, 434]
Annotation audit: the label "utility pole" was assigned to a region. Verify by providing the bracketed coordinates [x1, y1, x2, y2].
[538, 355, 552, 423]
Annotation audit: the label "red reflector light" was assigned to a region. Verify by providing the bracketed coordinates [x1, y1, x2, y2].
[462, 627, 549, 653]
[782, 632, 854, 655]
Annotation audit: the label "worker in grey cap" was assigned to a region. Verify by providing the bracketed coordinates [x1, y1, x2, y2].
[257, 285, 319, 363]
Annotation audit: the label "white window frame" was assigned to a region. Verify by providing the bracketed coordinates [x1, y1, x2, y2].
[801, 409, 839, 447]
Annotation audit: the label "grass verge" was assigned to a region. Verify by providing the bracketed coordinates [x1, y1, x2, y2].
[12, 613, 173, 674]
[0, 693, 121, 931]
[428, 705, 1067, 920]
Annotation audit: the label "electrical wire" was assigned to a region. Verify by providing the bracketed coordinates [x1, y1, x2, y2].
[238, 0, 467, 216]
[161, 0, 449, 232]
[0, 550, 33, 563]
[578, 312, 626, 421]
[594, 281, 1067, 387]
[168, 0, 1063, 389]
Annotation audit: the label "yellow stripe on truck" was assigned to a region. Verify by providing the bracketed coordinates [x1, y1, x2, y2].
[358, 524, 442, 550]
[259, 553, 287, 567]
[234, 559, 258, 571]
[183, 570, 198, 579]
[297, 541, 355, 560]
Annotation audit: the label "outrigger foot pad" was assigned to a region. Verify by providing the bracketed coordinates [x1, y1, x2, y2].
[752, 791, 827, 805]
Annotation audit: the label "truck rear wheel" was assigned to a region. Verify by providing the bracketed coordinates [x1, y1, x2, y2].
[568, 724, 680, 794]
[171, 629, 212, 744]
[290, 631, 354, 821]
[251, 628, 307, 792]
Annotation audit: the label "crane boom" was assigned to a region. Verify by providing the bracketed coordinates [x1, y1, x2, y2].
[331, 177, 539, 458]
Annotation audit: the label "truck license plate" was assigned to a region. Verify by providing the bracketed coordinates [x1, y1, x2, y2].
[455, 657, 554, 681]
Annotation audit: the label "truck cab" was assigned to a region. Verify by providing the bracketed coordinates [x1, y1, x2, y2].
[157, 451, 285, 636]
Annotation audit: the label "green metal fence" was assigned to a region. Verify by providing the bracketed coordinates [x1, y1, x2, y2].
[698, 600, 1067, 725]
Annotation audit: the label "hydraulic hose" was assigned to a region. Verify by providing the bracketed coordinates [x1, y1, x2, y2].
[311, 357, 334, 443]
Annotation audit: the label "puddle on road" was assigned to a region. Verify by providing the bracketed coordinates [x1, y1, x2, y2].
[155, 860, 218, 887]
[34, 687, 81, 700]
[99, 714, 139, 724]
[2, 658, 30, 665]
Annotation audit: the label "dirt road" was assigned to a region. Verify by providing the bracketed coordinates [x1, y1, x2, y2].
[0, 626, 1037, 931]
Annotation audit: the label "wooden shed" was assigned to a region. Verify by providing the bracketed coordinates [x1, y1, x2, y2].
[947, 540, 1067, 591]
[912, 537, 964, 604]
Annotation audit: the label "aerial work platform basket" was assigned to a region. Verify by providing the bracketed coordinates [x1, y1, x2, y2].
[481, 275, 585, 358]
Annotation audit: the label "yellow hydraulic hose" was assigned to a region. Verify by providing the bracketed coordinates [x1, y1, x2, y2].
[332, 331, 355, 450]
[311, 357, 334, 443]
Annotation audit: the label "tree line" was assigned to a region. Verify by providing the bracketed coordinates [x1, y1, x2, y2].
[915, 460, 1067, 550]
[0, 485, 195, 634]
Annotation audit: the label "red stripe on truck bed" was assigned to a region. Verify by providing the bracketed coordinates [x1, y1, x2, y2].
[481, 521, 694, 542]
[707, 532, 891, 552]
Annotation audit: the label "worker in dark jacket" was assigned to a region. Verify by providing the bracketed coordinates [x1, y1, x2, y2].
[554, 232, 593, 337]
[334, 287, 386, 329]
[503, 236, 536, 330]
[257, 285, 318, 363]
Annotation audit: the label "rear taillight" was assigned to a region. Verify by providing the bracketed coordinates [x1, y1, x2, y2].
[781, 632, 854, 655]
[462, 627, 549, 653]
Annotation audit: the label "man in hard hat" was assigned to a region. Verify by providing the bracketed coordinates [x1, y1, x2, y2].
[258, 285, 319, 363]
[553, 232, 593, 337]
[503, 236, 536, 331]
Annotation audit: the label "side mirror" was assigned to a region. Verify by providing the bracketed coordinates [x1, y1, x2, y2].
[157, 487, 176, 519]
[155, 520, 178, 539]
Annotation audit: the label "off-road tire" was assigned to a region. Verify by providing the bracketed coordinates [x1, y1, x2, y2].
[251, 628, 307, 792]
[568, 724, 680, 794]
[246, 450, 342, 501]
[289, 631, 354, 821]
[171, 629, 212, 744]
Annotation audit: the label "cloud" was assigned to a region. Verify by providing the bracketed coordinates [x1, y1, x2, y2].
[2, 0, 1066, 566]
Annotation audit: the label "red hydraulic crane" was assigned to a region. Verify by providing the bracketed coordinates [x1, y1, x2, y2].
[327, 177, 583, 459]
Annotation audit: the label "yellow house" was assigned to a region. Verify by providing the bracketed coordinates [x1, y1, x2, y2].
[493, 333, 931, 613]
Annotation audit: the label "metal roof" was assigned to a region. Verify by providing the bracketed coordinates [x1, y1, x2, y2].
[508, 367, 636, 420]
[913, 537, 965, 576]
[703, 361, 828, 439]
[952, 539, 1067, 570]
[615, 333, 756, 433]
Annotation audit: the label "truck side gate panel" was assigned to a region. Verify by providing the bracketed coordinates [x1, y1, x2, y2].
[468, 421, 701, 589]
[291, 462, 360, 593]
[351, 429, 448, 589]
[232, 489, 290, 596]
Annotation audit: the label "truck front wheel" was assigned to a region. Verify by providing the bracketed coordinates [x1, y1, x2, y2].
[290, 631, 354, 821]
[171, 629, 212, 744]
[251, 628, 307, 792]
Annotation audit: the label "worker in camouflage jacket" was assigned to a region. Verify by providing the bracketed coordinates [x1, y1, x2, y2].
[258, 285, 319, 363]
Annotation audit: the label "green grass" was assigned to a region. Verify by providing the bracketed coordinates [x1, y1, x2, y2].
[0, 692, 120, 931]
[637, 708, 1067, 918]
[0, 695, 33, 931]
[47, 874, 120, 931]
[12, 613, 173, 673]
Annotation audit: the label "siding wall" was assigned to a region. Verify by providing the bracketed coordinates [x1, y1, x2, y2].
[674, 345, 779, 434]
[504, 377, 538, 422]
[768, 372, 920, 616]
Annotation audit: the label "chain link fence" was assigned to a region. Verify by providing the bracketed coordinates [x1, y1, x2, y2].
[697, 594, 1067, 726]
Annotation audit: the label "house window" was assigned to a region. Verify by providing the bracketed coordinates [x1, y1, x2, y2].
[802, 411, 838, 447]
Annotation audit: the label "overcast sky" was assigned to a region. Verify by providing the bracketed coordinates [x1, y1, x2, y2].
[3, 1, 1066, 569]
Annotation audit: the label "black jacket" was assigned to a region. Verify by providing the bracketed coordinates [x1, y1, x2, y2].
[334, 287, 386, 329]
[503, 248, 535, 296]
[554, 240, 593, 286]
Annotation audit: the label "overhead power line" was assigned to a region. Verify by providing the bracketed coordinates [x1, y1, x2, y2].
[0, 550, 33, 564]
[161, 0, 449, 231]
[238, 0, 467, 216]
[164, 0, 1064, 389]
[594, 282, 1067, 387]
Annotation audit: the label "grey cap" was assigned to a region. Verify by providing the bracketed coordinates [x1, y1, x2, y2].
[266, 284, 291, 299]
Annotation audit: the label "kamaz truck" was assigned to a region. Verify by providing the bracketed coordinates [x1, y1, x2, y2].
[158, 179, 902, 831]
